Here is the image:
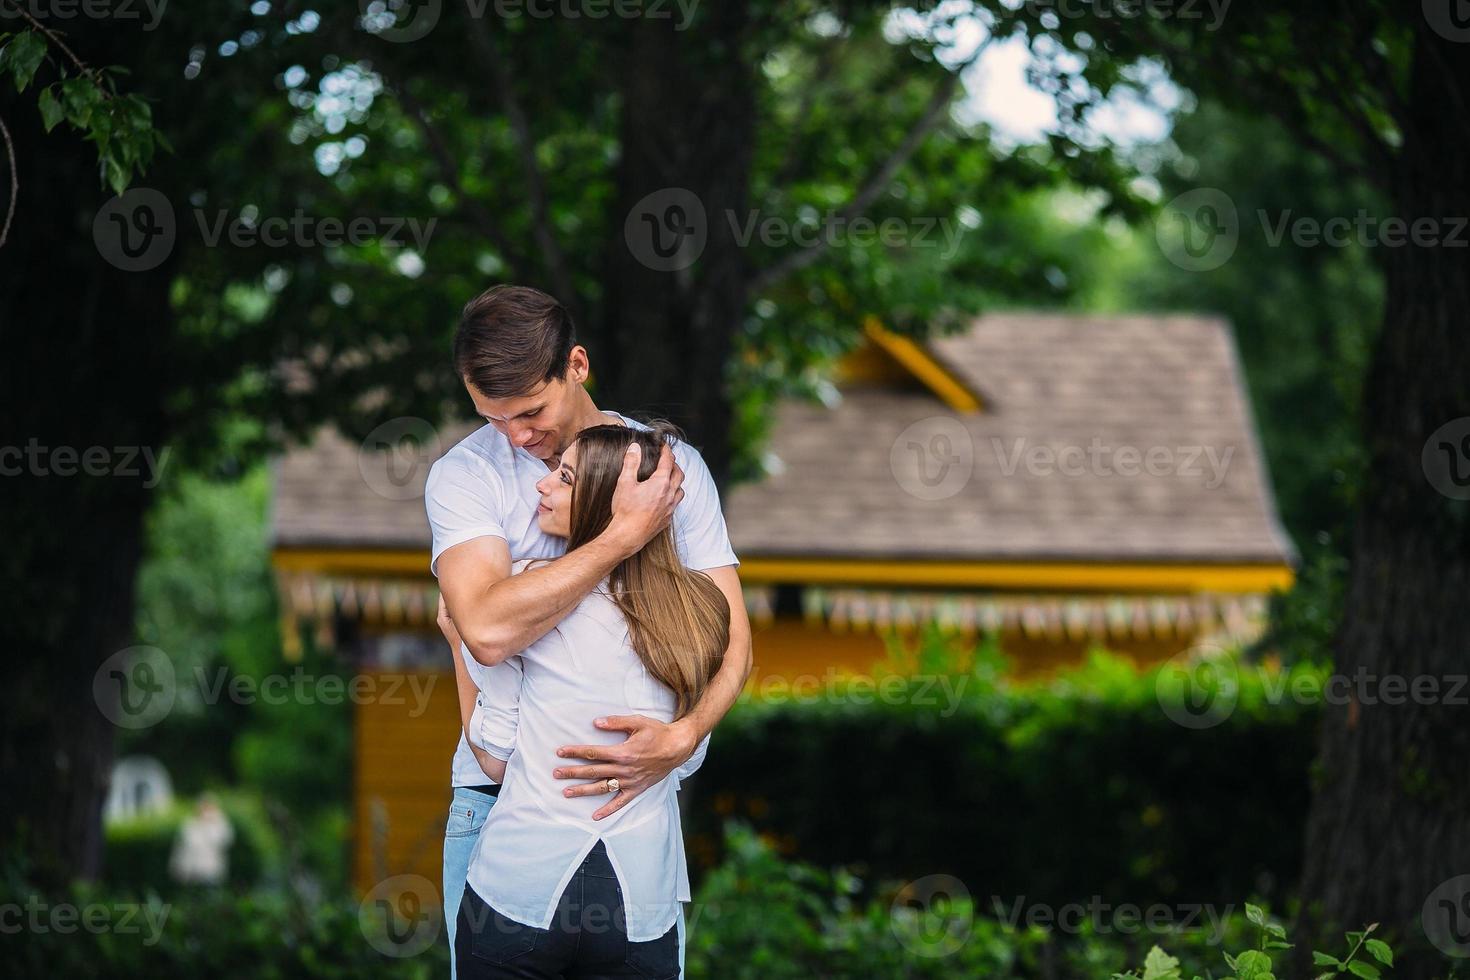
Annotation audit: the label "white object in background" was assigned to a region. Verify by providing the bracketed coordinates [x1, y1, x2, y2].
[104, 755, 174, 823]
[169, 796, 235, 885]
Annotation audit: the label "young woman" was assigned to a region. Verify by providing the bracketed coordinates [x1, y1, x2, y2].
[448, 422, 728, 980]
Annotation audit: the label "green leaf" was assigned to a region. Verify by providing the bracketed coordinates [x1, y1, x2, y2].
[1233, 949, 1275, 980]
[1265, 922, 1287, 939]
[1346, 961, 1380, 979]
[1246, 904, 1266, 927]
[1311, 951, 1342, 967]
[105, 154, 129, 196]
[1141, 946, 1183, 980]
[2, 30, 47, 92]
[121, 93, 152, 129]
[1364, 939, 1392, 966]
[38, 86, 63, 132]
[60, 77, 104, 129]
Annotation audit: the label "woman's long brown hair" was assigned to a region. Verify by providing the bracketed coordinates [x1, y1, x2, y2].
[565, 423, 729, 718]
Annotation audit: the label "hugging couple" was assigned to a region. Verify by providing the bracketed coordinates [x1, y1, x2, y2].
[425, 284, 752, 980]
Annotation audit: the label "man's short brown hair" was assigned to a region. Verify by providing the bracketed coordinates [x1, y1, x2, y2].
[453, 284, 576, 397]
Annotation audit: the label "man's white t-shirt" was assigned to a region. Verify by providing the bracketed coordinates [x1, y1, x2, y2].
[423, 411, 738, 787]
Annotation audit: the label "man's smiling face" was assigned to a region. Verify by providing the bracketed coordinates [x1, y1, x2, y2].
[466, 376, 580, 460]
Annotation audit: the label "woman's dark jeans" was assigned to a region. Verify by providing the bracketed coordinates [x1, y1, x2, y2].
[455, 841, 680, 980]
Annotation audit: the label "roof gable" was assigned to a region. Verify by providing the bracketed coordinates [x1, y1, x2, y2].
[725, 312, 1296, 569]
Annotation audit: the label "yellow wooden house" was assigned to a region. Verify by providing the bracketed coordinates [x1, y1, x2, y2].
[269, 312, 1295, 893]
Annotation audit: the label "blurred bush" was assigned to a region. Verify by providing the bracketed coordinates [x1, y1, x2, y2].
[684, 642, 1325, 911]
[5, 822, 1304, 979]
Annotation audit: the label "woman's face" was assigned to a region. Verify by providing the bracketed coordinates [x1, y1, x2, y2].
[533, 441, 577, 538]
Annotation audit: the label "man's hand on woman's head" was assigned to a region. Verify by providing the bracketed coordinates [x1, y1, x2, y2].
[551, 714, 698, 820]
[606, 442, 684, 557]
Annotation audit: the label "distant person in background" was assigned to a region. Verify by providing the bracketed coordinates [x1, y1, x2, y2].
[426, 285, 751, 978]
[169, 794, 234, 886]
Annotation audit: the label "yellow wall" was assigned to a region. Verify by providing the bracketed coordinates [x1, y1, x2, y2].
[352, 671, 459, 898]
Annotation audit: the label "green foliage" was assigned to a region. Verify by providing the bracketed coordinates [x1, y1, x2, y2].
[125, 468, 352, 889]
[9, 822, 1423, 980]
[686, 642, 1323, 911]
[1113, 907, 1396, 980]
[1, 27, 162, 192]
[686, 823, 1051, 978]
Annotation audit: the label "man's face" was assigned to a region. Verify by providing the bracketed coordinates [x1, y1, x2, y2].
[465, 354, 586, 460]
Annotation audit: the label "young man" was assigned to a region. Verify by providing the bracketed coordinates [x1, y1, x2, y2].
[425, 284, 752, 977]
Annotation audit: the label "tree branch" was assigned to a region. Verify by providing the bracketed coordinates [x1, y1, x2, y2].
[748, 42, 988, 297]
[0, 113, 16, 248]
[464, 16, 579, 318]
[0, 0, 110, 93]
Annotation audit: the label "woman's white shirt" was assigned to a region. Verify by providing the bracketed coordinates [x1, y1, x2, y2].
[425, 412, 737, 788]
[465, 563, 709, 941]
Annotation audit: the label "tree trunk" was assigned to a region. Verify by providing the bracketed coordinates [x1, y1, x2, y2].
[596, 1, 757, 486]
[1293, 21, 1470, 979]
[0, 82, 173, 886]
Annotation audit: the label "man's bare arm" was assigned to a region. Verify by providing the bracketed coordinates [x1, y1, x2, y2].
[438, 443, 684, 667]
[554, 563, 753, 819]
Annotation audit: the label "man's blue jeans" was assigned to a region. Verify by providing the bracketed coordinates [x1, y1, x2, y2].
[443, 787, 498, 980]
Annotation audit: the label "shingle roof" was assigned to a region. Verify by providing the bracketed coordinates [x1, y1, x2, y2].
[271, 313, 1294, 567]
[722, 313, 1294, 564]
[272, 419, 479, 551]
